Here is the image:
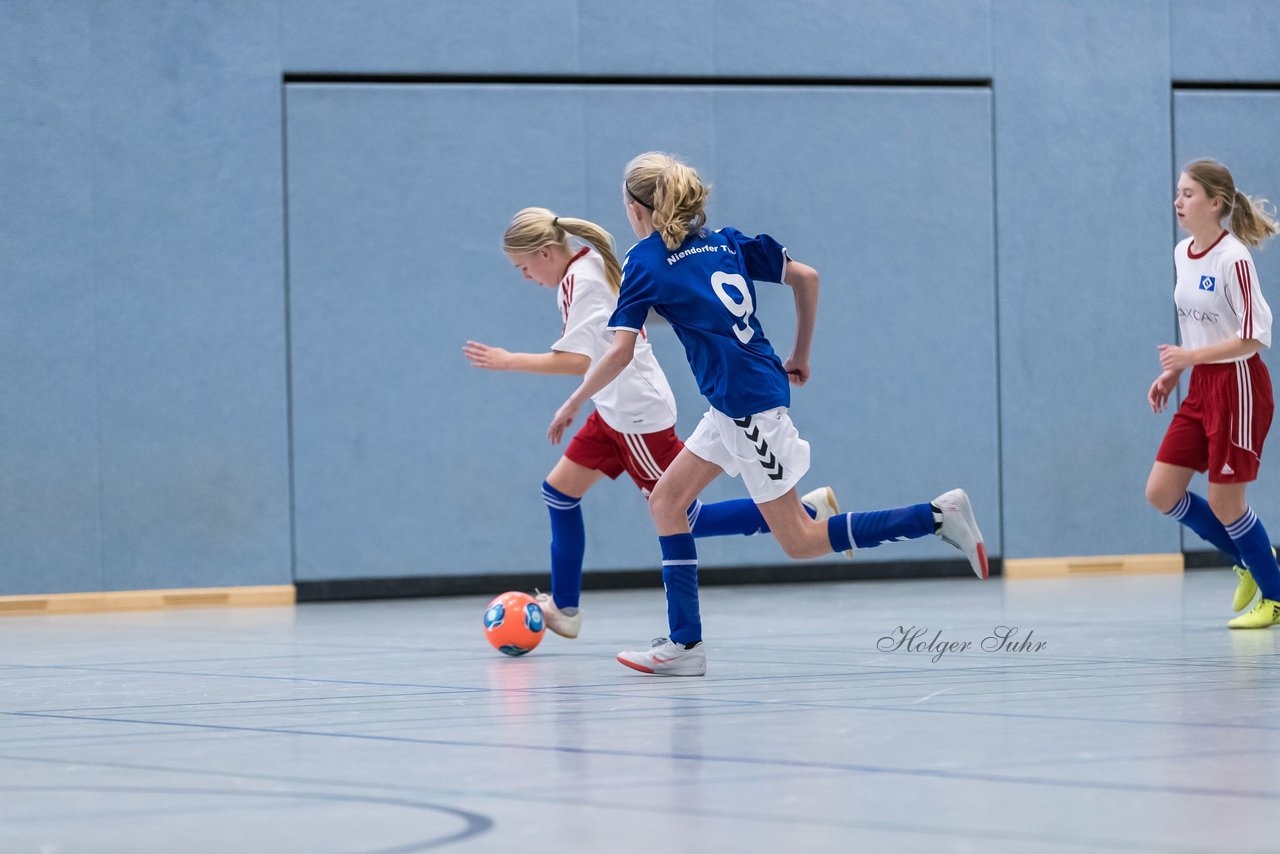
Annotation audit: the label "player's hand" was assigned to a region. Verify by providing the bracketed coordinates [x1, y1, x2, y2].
[548, 399, 580, 445]
[1148, 370, 1179, 413]
[1157, 344, 1194, 372]
[783, 354, 810, 386]
[463, 341, 511, 371]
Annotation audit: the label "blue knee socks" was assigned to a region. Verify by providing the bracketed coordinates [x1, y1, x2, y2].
[544, 485, 818, 614]
[686, 498, 815, 538]
[542, 481, 584, 609]
[659, 533, 701, 646]
[825, 504, 936, 554]
[1165, 491, 1243, 565]
[1226, 508, 1280, 600]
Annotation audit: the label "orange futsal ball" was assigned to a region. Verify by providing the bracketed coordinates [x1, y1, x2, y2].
[482, 591, 545, 656]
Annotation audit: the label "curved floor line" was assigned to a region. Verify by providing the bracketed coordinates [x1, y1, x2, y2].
[0, 783, 493, 853]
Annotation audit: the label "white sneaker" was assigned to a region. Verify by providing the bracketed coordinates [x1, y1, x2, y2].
[801, 485, 852, 559]
[617, 637, 707, 676]
[534, 591, 581, 639]
[933, 488, 989, 579]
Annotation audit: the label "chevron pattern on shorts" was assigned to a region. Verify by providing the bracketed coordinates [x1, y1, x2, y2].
[733, 415, 785, 481]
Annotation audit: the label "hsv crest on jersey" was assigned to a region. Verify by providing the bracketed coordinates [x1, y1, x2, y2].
[1199, 275, 1215, 292]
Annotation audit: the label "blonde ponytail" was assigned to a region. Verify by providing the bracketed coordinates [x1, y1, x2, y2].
[502, 207, 623, 293]
[1230, 189, 1279, 248]
[1185, 159, 1279, 248]
[624, 152, 710, 251]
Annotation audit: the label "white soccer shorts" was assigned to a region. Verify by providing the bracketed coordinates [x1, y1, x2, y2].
[684, 406, 811, 504]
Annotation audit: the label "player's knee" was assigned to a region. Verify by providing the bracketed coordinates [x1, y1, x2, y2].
[1145, 478, 1181, 513]
[779, 539, 809, 560]
[647, 487, 684, 527]
[772, 529, 811, 560]
[1208, 494, 1244, 525]
[1145, 483, 1173, 513]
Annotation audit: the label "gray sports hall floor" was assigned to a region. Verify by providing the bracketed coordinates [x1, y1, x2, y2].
[2, 570, 1278, 854]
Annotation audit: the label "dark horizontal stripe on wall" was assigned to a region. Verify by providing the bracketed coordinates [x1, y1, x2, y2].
[1173, 80, 1280, 91]
[1183, 549, 1237, 570]
[296, 556, 1002, 602]
[284, 72, 991, 89]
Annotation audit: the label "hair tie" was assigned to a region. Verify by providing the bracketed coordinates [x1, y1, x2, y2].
[552, 216, 560, 228]
[626, 185, 653, 210]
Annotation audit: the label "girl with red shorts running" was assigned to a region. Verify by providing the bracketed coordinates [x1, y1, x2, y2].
[1147, 159, 1280, 628]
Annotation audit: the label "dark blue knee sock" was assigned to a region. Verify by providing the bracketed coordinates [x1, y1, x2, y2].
[659, 534, 701, 645]
[542, 481, 584, 609]
[1165, 492, 1243, 565]
[1227, 508, 1280, 600]
[686, 498, 815, 538]
[826, 504, 935, 554]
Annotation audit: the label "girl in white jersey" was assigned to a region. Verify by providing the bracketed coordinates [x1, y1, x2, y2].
[548, 154, 989, 676]
[1146, 159, 1280, 629]
[465, 208, 838, 639]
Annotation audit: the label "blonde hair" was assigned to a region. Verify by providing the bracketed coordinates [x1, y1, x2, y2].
[623, 151, 709, 251]
[1185, 159, 1278, 248]
[502, 207, 622, 293]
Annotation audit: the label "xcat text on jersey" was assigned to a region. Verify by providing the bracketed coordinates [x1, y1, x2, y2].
[1177, 306, 1221, 324]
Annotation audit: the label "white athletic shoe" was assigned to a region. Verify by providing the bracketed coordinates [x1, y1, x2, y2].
[933, 488, 989, 580]
[801, 486, 852, 559]
[534, 591, 581, 639]
[616, 637, 707, 676]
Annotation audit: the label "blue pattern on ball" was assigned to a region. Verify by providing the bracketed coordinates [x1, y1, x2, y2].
[499, 644, 531, 657]
[483, 602, 505, 630]
[524, 602, 544, 632]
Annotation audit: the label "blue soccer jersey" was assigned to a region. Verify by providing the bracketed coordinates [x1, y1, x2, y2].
[608, 227, 791, 418]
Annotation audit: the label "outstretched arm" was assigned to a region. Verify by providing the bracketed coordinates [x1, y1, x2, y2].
[548, 330, 638, 443]
[782, 260, 819, 385]
[463, 341, 589, 376]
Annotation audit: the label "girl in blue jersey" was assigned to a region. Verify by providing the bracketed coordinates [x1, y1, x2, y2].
[548, 152, 989, 676]
[467, 207, 841, 641]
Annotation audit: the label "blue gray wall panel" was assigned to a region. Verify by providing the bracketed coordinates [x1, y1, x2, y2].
[4, 0, 1280, 593]
[994, 0, 1177, 558]
[87, 4, 291, 591]
[705, 88, 999, 568]
[1171, 0, 1280, 82]
[278, 0, 992, 79]
[1, 2, 102, 594]
[285, 84, 996, 579]
[1, 2, 291, 594]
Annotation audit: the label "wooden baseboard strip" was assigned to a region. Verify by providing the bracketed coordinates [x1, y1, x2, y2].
[0, 585, 296, 616]
[1004, 553, 1184, 579]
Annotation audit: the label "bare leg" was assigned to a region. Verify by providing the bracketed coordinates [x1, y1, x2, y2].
[546, 456, 607, 497]
[755, 489, 837, 559]
[647, 449, 725, 535]
[1145, 461, 1196, 513]
[1207, 481, 1248, 525]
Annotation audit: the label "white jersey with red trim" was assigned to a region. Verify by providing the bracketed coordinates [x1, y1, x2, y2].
[551, 247, 677, 433]
[1174, 231, 1272, 361]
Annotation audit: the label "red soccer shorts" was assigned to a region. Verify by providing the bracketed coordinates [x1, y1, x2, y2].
[1157, 354, 1274, 484]
[564, 410, 684, 494]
